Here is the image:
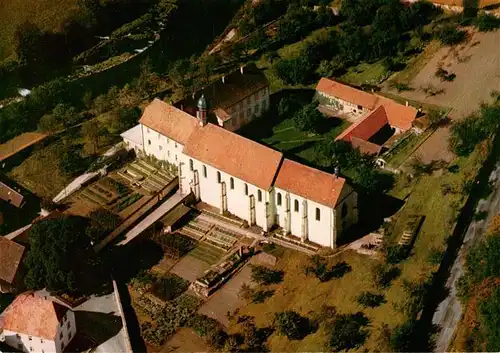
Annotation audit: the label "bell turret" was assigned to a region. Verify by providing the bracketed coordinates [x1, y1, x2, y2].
[196, 94, 207, 126]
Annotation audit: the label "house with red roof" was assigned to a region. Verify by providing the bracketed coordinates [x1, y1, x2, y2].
[0, 292, 76, 353]
[316, 77, 418, 155]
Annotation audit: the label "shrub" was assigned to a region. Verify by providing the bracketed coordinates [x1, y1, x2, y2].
[250, 265, 284, 285]
[151, 232, 195, 259]
[385, 245, 408, 264]
[188, 314, 228, 349]
[372, 264, 401, 289]
[390, 319, 416, 351]
[305, 256, 352, 282]
[475, 14, 500, 32]
[357, 291, 386, 308]
[328, 312, 370, 351]
[438, 26, 466, 45]
[427, 248, 444, 266]
[274, 311, 311, 340]
[151, 274, 189, 301]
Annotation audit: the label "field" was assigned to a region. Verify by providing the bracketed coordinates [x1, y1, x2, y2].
[386, 29, 500, 120]
[340, 60, 389, 86]
[227, 142, 485, 351]
[0, 0, 79, 61]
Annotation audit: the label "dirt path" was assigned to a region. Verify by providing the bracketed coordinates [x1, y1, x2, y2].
[384, 29, 500, 163]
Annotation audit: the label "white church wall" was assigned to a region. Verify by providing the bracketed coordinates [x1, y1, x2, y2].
[141, 124, 184, 166]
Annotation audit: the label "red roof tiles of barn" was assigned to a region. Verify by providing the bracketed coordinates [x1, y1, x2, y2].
[350, 136, 383, 155]
[336, 106, 389, 142]
[274, 159, 346, 208]
[139, 98, 200, 145]
[374, 95, 418, 131]
[1, 292, 69, 340]
[316, 77, 379, 110]
[0, 237, 25, 284]
[183, 124, 283, 190]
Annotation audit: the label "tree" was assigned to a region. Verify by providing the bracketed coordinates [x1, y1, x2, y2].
[82, 120, 104, 154]
[390, 319, 416, 351]
[292, 103, 324, 133]
[250, 265, 284, 285]
[247, 28, 268, 50]
[449, 114, 488, 156]
[52, 103, 78, 128]
[438, 26, 467, 45]
[37, 113, 61, 134]
[328, 312, 370, 351]
[274, 311, 310, 340]
[372, 263, 401, 289]
[14, 21, 45, 65]
[59, 144, 87, 176]
[475, 14, 500, 32]
[86, 208, 122, 243]
[274, 56, 316, 86]
[24, 216, 97, 293]
[478, 287, 500, 351]
[357, 291, 386, 308]
[111, 106, 141, 132]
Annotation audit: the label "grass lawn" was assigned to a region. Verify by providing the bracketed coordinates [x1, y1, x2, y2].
[228, 144, 486, 351]
[239, 110, 350, 167]
[387, 40, 442, 86]
[340, 60, 389, 86]
[384, 128, 436, 168]
[0, 0, 79, 62]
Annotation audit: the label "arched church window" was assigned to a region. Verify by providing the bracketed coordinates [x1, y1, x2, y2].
[230, 177, 234, 189]
[277, 193, 282, 206]
[294, 200, 299, 212]
[258, 190, 262, 202]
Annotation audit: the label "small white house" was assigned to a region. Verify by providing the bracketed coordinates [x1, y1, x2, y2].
[0, 292, 76, 353]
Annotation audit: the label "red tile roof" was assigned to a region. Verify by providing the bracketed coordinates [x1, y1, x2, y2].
[0, 182, 24, 208]
[374, 95, 418, 131]
[183, 124, 283, 190]
[336, 106, 389, 142]
[350, 136, 383, 155]
[0, 237, 25, 284]
[274, 159, 346, 208]
[1, 292, 68, 340]
[139, 99, 200, 145]
[316, 78, 379, 110]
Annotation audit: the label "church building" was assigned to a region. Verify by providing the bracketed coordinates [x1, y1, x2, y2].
[122, 87, 358, 249]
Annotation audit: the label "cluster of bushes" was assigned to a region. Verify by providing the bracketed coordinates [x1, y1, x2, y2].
[437, 26, 467, 45]
[304, 255, 352, 282]
[140, 293, 201, 346]
[450, 104, 500, 156]
[151, 232, 196, 259]
[130, 270, 188, 301]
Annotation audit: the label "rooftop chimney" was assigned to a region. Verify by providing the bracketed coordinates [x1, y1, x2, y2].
[240, 65, 244, 74]
[222, 76, 225, 84]
[405, 101, 409, 107]
[334, 166, 340, 178]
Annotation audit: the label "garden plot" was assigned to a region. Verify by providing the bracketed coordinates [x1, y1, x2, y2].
[204, 226, 241, 251]
[117, 159, 174, 194]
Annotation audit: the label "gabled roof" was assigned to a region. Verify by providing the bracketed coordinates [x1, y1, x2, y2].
[139, 99, 200, 145]
[336, 106, 389, 142]
[0, 182, 24, 208]
[374, 95, 418, 131]
[120, 124, 143, 146]
[175, 63, 269, 114]
[316, 78, 379, 110]
[0, 237, 25, 284]
[1, 292, 69, 340]
[183, 124, 283, 190]
[350, 136, 383, 155]
[274, 159, 346, 208]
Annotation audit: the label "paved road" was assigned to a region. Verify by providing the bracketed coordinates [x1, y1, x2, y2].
[432, 162, 500, 352]
[117, 191, 186, 245]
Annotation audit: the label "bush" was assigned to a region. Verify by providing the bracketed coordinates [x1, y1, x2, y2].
[475, 14, 500, 32]
[435, 67, 456, 82]
[438, 26, 466, 45]
[385, 245, 408, 264]
[274, 56, 316, 85]
[292, 103, 324, 133]
[390, 319, 416, 351]
[357, 291, 386, 308]
[305, 256, 352, 282]
[449, 114, 488, 156]
[250, 265, 284, 285]
[151, 232, 196, 259]
[274, 311, 311, 340]
[151, 274, 189, 301]
[328, 312, 370, 351]
[427, 248, 444, 266]
[372, 263, 401, 289]
[188, 314, 228, 349]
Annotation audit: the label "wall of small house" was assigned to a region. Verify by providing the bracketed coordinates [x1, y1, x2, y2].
[3, 330, 57, 353]
[181, 156, 270, 230]
[225, 86, 270, 131]
[316, 91, 370, 117]
[141, 124, 184, 167]
[55, 310, 77, 353]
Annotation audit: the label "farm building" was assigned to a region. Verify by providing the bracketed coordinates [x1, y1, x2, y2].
[0, 237, 25, 293]
[316, 77, 418, 155]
